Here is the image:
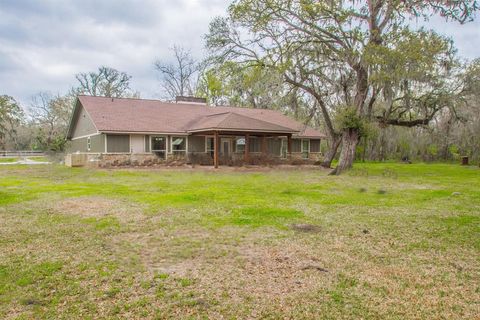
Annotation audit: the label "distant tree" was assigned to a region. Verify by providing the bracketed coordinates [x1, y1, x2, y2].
[0, 95, 25, 150]
[30, 93, 73, 151]
[73, 66, 137, 98]
[198, 62, 284, 107]
[154, 46, 200, 100]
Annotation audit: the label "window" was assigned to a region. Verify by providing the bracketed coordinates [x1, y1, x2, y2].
[151, 136, 166, 158]
[235, 137, 245, 153]
[171, 137, 186, 154]
[145, 135, 150, 152]
[302, 139, 310, 159]
[291, 139, 301, 153]
[87, 136, 91, 151]
[310, 139, 321, 153]
[250, 137, 261, 153]
[206, 137, 215, 157]
[106, 135, 130, 153]
[280, 139, 287, 159]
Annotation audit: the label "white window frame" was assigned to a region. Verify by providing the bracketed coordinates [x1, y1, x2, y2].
[171, 136, 187, 154]
[87, 136, 91, 152]
[150, 136, 167, 159]
[235, 137, 245, 153]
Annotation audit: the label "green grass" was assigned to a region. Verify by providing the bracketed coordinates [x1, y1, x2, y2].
[27, 156, 49, 162]
[0, 163, 478, 319]
[0, 158, 17, 163]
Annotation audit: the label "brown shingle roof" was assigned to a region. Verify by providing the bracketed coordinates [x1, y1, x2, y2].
[188, 112, 296, 133]
[74, 95, 325, 138]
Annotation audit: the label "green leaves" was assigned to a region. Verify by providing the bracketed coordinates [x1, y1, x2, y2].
[0, 95, 24, 148]
[365, 28, 454, 85]
[334, 106, 378, 139]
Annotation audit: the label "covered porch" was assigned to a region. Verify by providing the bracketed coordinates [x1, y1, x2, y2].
[191, 130, 294, 168]
[186, 111, 299, 168]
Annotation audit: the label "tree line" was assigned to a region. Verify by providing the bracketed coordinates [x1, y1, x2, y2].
[1, 0, 479, 174]
[0, 67, 137, 152]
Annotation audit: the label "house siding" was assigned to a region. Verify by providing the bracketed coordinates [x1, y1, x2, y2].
[106, 134, 130, 153]
[71, 106, 97, 138]
[68, 134, 105, 153]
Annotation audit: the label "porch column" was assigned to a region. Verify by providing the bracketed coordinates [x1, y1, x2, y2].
[214, 131, 219, 168]
[244, 133, 250, 163]
[287, 134, 292, 159]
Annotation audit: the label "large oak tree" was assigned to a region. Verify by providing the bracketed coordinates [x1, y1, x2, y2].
[206, 0, 478, 173]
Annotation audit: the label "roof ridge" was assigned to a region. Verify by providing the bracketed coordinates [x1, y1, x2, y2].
[203, 111, 232, 118]
[78, 95, 163, 103]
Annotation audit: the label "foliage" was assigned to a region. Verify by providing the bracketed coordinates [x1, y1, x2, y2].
[206, 0, 479, 172]
[197, 61, 321, 133]
[0, 95, 25, 150]
[335, 107, 368, 136]
[29, 93, 74, 152]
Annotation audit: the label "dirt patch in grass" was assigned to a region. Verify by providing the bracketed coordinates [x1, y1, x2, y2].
[110, 224, 331, 303]
[233, 242, 332, 294]
[290, 223, 322, 233]
[52, 197, 146, 223]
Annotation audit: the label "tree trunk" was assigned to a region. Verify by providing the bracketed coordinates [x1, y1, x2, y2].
[330, 128, 360, 175]
[321, 135, 341, 168]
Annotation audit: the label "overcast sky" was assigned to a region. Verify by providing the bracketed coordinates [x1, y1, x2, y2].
[1, 0, 479, 107]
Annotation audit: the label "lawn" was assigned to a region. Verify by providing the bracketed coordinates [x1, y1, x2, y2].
[0, 157, 49, 164]
[0, 163, 478, 319]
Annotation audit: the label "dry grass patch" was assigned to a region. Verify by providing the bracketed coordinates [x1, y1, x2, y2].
[51, 196, 146, 223]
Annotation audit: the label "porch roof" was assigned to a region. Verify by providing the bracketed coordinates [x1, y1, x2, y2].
[186, 112, 298, 134]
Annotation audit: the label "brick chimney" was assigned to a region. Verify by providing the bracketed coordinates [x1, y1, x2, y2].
[175, 96, 207, 105]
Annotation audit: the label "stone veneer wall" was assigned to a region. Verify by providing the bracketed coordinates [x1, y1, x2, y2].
[72, 153, 167, 168]
[66, 151, 323, 168]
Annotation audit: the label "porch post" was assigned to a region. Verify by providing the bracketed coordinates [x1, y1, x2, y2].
[214, 131, 219, 168]
[244, 133, 250, 163]
[287, 134, 292, 159]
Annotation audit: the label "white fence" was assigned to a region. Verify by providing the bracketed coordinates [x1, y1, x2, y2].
[0, 150, 45, 157]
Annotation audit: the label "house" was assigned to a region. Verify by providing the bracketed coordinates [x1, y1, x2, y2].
[66, 95, 325, 167]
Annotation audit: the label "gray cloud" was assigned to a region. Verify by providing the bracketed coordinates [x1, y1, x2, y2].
[0, 0, 478, 108]
[0, 0, 228, 106]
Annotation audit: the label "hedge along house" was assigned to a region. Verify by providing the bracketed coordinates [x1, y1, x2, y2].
[66, 95, 325, 167]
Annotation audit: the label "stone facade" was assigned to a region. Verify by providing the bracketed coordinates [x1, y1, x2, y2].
[65, 153, 167, 168]
[65, 151, 323, 168]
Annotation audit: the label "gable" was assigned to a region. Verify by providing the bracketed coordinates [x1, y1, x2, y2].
[68, 101, 98, 139]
